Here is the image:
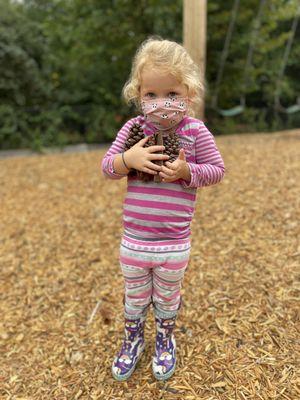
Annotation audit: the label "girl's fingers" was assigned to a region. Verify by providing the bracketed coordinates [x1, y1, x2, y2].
[159, 172, 176, 181]
[150, 153, 170, 160]
[135, 136, 150, 147]
[146, 161, 163, 172]
[148, 145, 166, 152]
[165, 161, 177, 170]
[143, 166, 158, 175]
[160, 165, 174, 176]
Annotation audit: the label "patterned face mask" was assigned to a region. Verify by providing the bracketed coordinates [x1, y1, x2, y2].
[141, 97, 188, 131]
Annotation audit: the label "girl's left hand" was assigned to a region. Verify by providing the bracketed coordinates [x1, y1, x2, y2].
[159, 148, 190, 183]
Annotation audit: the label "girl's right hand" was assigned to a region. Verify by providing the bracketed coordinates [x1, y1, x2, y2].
[125, 136, 170, 175]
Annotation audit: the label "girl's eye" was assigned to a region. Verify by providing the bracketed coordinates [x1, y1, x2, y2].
[145, 93, 156, 98]
[169, 92, 178, 98]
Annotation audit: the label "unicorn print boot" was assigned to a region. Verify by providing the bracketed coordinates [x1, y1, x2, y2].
[152, 314, 177, 380]
[111, 314, 146, 381]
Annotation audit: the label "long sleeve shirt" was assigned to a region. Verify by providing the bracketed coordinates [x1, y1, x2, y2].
[101, 115, 225, 242]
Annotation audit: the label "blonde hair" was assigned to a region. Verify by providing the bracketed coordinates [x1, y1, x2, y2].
[122, 36, 204, 117]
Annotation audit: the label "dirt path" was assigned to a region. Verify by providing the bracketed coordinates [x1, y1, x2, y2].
[0, 129, 299, 399]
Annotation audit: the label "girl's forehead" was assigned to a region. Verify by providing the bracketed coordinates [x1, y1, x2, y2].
[140, 68, 182, 89]
[141, 67, 176, 80]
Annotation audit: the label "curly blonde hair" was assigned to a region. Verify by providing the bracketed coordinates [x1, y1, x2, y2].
[122, 36, 204, 117]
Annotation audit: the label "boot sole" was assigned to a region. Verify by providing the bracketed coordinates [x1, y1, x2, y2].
[152, 359, 176, 381]
[111, 343, 145, 381]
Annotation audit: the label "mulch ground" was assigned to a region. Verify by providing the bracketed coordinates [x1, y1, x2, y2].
[0, 129, 299, 400]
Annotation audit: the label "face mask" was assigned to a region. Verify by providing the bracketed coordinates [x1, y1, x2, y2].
[141, 97, 188, 131]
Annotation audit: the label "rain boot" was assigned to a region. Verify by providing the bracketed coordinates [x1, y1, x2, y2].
[152, 314, 177, 380]
[111, 314, 146, 381]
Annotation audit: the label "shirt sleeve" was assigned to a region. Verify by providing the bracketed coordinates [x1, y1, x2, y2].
[101, 118, 137, 179]
[179, 122, 226, 188]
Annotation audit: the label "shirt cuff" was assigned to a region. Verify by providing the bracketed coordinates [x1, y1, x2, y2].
[105, 156, 128, 178]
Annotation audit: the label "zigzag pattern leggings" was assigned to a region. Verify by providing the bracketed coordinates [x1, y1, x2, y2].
[119, 237, 191, 320]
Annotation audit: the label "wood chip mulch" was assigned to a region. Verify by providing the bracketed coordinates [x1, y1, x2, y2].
[0, 129, 299, 399]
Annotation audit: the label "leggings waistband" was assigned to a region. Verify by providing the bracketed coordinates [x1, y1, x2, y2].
[121, 233, 191, 253]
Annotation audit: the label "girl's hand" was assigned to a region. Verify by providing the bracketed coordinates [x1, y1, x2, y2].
[159, 149, 190, 182]
[125, 136, 170, 175]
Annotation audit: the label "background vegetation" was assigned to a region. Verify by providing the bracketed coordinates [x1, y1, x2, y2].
[0, 0, 299, 150]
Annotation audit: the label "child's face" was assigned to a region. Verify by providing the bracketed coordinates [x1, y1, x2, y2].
[140, 68, 188, 101]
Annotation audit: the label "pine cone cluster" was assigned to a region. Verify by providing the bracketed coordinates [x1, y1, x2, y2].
[163, 133, 181, 163]
[123, 122, 180, 182]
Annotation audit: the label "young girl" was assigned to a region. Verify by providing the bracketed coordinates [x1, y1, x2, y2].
[101, 37, 225, 382]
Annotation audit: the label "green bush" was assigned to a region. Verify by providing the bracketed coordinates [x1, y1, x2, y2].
[0, 0, 299, 150]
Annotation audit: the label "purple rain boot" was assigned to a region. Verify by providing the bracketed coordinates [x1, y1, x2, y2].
[152, 314, 177, 380]
[111, 314, 146, 381]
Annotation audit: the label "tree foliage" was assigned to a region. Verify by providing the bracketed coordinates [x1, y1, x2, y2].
[0, 0, 299, 150]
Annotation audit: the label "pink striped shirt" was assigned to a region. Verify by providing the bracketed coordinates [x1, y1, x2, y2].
[101, 115, 225, 241]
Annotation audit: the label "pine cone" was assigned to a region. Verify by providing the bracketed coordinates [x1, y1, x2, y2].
[123, 123, 154, 182]
[123, 122, 181, 182]
[123, 123, 145, 151]
[163, 132, 180, 163]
